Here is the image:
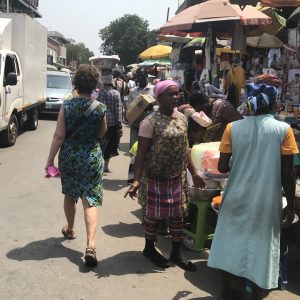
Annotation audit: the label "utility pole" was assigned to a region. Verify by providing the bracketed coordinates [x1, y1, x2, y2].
[7, 0, 9, 13]
[166, 7, 170, 22]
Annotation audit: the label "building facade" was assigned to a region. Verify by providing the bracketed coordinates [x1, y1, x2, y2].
[0, 0, 41, 17]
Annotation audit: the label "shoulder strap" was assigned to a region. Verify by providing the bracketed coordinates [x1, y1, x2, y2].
[66, 100, 101, 139]
[84, 100, 100, 117]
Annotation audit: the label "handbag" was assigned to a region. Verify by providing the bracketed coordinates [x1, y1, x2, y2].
[66, 100, 101, 139]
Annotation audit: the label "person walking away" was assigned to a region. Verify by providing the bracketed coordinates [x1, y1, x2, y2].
[45, 64, 107, 267]
[127, 67, 154, 148]
[207, 83, 298, 300]
[125, 80, 206, 271]
[98, 69, 123, 172]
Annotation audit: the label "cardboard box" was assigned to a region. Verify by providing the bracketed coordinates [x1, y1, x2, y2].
[126, 93, 156, 124]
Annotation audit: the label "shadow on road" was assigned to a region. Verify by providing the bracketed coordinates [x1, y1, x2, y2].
[39, 113, 58, 121]
[183, 260, 220, 299]
[130, 208, 143, 221]
[119, 142, 130, 154]
[6, 237, 83, 267]
[92, 250, 164, 278]
[172, 291, 214, 300]
[103, 178, 127, 191]
[102, 222, 144, 238]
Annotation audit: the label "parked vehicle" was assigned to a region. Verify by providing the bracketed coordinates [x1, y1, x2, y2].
[41, 70, 73, 113]
[0, 13, 47, 146]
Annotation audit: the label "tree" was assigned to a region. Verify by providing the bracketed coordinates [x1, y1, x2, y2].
[66, 43, 94, 67]
[99, 14, 151, 67]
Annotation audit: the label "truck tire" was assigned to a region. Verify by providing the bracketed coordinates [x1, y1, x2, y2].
[0, 114, 18, 147]
[26, 108, 38, 130]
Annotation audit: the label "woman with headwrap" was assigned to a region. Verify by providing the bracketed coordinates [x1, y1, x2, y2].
[125, 80, 205, 271]
[207, 83, 298, 300]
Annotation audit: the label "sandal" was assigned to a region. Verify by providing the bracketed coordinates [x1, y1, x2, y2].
[61, 225, 76, 239]
[84, 247, 97, 267]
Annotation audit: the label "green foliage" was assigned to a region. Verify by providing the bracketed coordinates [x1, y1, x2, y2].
[66, 43, 94, 66]
[99, 14, 154, 67]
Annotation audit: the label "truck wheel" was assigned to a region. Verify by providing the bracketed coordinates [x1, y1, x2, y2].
[0, 114, 18, 147]
[26, 108, 38, 130]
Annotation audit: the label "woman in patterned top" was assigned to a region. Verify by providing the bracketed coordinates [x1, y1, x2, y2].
[125, 80, 205, 271]
[45, 65, 107, 267]
[188, 91, 243, 142]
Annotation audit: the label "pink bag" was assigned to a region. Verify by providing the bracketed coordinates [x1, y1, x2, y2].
[45, 166, 61, 178]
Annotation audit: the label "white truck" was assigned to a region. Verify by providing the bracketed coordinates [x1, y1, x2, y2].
[0, 13, 47, 146]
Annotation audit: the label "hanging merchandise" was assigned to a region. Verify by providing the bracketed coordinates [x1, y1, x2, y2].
[268, 48, 281, 69]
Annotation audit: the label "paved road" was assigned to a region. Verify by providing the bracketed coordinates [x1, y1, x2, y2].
[0, 118, 299, 300]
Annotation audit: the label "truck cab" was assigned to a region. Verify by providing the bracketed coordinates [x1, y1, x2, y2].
[0, 13, 47, 147]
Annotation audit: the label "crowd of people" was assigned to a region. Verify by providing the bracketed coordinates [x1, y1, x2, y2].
[45, 63, 299, 300]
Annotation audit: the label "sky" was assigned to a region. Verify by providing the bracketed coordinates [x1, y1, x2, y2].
[38, 0, 182, 55]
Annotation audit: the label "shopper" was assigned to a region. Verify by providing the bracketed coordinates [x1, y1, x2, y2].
[45, 64, 107, 267]
[188, 91, 242, 142]
[98, 69, 123, 172]
[208, 83, 298, 300]
[125, 80, 205, 271]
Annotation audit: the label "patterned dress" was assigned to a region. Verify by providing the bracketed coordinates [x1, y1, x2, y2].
[138, 110, 189, 218]
[204, 99, 241, 142]
[58, 98, 106, 206]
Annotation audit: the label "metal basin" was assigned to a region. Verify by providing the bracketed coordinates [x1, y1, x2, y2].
[188, 186, 221, 202]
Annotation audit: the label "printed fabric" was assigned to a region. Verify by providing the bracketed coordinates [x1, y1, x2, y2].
[58, 98, 106, 206]
[138, 110, 189, 217]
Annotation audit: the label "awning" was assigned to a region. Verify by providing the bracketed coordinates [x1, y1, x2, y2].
[17, 0, 42, 18]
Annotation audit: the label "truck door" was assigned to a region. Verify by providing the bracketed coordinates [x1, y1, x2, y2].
[3, 54, 23, 117]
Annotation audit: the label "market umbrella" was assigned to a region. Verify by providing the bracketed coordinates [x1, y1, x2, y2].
[160, 0, 241, 33]
[261, 0, 300, 6]
[232, 5, 272, 26]
[160, 0, 271, 33]
[247, 33, 283, 48]
[139, 45, 172, 59]
[248, 6, 286, 36]
[138, 58, 172, 66]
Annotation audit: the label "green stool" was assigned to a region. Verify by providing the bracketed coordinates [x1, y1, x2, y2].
[183, 196, 216, 251]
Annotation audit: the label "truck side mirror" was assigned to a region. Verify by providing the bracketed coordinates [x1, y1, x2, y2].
[5, 72, 17, 86]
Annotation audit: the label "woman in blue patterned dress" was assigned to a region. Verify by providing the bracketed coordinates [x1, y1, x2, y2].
[45, 65, 107, 267]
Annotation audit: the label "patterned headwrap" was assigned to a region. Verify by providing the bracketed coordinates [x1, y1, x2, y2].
[255, 74, 282, 88]
[153, 80, 178, 100]
[245, 83, 278, 114]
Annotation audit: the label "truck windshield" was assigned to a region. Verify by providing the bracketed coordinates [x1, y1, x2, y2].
[47, 75, 72, 89]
